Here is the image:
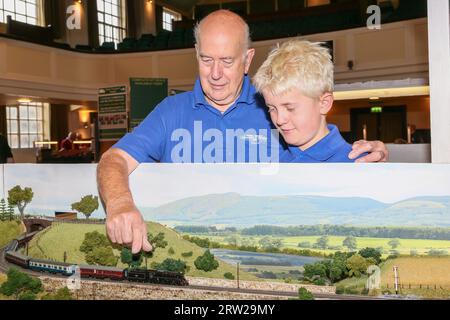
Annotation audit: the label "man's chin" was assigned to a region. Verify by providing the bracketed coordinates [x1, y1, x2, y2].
[207, 96, 233, 107]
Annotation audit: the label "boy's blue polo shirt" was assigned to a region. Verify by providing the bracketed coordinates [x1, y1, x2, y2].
[113, 75, 284, 163]
[281, 124, 356, 163]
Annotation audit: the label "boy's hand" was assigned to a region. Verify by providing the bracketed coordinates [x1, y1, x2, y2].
[349, 140, 389, 163]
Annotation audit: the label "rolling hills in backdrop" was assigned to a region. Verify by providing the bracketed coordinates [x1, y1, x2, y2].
[141, 193, 450, 227]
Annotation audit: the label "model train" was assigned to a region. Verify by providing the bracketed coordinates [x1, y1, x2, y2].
[4, 236, 189, 287]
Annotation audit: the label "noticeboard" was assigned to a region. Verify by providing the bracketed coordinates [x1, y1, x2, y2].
[130, 78, 168, 129]
[98, 85, 128, 141]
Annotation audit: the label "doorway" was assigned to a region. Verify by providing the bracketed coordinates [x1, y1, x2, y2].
[350, 106, 407, 143]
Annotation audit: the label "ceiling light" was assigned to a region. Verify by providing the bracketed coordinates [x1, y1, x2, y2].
[17, 98, 32, 103]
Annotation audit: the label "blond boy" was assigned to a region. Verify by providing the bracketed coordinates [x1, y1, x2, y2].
[254, 40, 361, 162]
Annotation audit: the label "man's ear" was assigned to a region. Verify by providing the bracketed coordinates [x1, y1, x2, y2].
[244, 48, 256, 74]
[319, 92, 334, 115]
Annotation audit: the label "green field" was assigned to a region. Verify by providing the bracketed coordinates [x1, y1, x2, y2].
[0, 221, 23, 248]
[335, 276, 369, 295]
[198, 234, 450, 256]
[26, 222, 258, 280]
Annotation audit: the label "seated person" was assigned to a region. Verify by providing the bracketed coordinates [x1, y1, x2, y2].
[59, 132, 78, 152]
[57, 132, 90, 161]
[254, 40, 364, 162]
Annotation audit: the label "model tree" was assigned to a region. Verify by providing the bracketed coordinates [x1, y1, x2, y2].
[71, 195, 99, 219]
[194, 250, 219, 272]
[86, 247, 118, 266]
[315, 235, 329, 249]
[343, 236, 357, 251]
[346, 254, 371, 277]
[388, 239, 401, 250]
[154, 259, 188, 274]
[7, 202, 15, 221]
[7, 185, 33, 220]
[0, 268, 43, 300]
[0, 198, 7, 221]
[121, 232, 168, 269]
[80, 231, 118, 266]
[120, 248, 143, 268]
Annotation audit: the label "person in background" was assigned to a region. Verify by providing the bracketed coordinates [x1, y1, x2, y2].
[410, 125, 426, 144]
[59, 132, 78, 152]
[0, 133, 14, 163]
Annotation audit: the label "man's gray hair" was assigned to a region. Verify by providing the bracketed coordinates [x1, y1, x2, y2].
[193, 12, 252, 52]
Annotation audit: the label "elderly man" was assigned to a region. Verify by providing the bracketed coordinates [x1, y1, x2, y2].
[97, 10, 388, 254]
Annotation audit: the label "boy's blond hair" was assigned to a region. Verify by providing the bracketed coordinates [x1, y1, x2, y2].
[253, 40, 334, 99]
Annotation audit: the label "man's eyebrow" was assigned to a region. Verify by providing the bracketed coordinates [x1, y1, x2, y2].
[199, 54, 212, 58]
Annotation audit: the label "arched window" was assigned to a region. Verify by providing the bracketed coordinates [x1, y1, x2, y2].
[0, 0, 43, 25]
[97, 0, 126, 46]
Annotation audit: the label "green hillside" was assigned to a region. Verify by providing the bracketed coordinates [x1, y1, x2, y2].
[26, 222, 257, 280]
[0, 221, 23, 248]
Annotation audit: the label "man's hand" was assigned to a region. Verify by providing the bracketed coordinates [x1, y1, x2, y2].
[349, 140, 389, 163]
[106, 209, 153, 254]
[98, 148, 152, 254]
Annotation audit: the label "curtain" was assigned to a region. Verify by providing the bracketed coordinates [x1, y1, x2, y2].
[43, 0, 62, 39]
[0, 106, 6, 136]
[50, 104, 69, 142]
[126, 0, 137, 39]
[87, 0, 99, 47]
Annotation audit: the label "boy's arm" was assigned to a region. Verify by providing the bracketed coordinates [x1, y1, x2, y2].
[97, 148, 153, 254]
[348, 140, 389, 163]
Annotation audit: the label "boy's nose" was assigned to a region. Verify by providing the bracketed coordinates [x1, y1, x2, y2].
[276, 110, 289, 126]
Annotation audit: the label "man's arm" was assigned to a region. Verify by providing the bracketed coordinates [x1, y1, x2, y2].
[97, 148, 153, 253]
[348, 140, 389, 163]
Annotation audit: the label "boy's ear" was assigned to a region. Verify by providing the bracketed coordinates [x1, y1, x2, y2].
[319, 92, 334, 115]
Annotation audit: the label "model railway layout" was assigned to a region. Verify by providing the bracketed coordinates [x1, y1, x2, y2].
[3, 232, 189, 287]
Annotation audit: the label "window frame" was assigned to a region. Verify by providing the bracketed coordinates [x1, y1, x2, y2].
[6, 102, 48, 149]
[97, 0, 127, 46]
[162, 7, 181, 32]
[0, 0, 43, 26]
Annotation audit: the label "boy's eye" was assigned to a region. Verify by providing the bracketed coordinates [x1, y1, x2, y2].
[286, 105, 296, 111]
[267, 106, 276, 112]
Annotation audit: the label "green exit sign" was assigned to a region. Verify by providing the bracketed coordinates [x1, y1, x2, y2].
[371, 106, 383, 113]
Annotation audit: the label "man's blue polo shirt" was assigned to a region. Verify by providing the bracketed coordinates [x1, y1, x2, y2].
[280, 124, 356, 163]
[113, 75, 283, 163]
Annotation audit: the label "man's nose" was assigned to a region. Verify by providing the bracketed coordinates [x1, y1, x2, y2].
[211, 61, 223, 80]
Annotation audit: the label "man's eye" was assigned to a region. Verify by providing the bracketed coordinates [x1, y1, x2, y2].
[202, 58, 212, 63]
[287, 106, 296, 111]
[223, 59, 233, 65]
[268, 107, 276, 112]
